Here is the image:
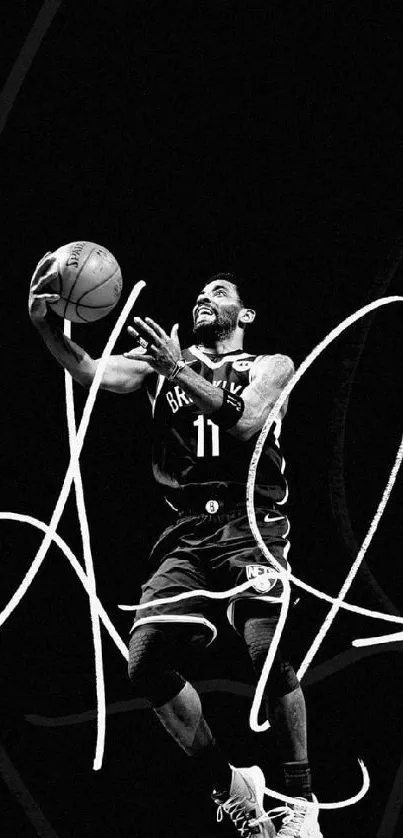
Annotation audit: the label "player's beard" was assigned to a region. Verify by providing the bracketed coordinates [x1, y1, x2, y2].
[193, 304, 240, 346]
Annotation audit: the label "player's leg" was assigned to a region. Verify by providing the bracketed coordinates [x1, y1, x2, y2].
[128, 623, 275, 836]
[127, 534, 235, 795]
[128, 510, 277, 835]
[218, 505, 321, 833]
[238, 602, 323, 837]
[128, 623, 230, 782]
[241, 606, 311, 788]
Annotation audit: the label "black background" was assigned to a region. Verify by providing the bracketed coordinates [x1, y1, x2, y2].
[1, 2, 403, 836]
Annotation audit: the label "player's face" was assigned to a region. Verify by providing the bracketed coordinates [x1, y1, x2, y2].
[192, 280, 243, 339]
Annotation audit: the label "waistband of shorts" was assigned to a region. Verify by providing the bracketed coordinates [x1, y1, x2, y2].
[174, 498, 281, 520]
[165, 484, 242, 515]
[176, 499, 246, 519]
[165, 485, 282, 519]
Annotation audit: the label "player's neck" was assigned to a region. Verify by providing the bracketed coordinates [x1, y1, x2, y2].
[197, 335, 244, 356]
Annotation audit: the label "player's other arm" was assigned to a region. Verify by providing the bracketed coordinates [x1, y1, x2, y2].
[29, 253, 153, 394]
[177, 354, 294, 440]
[230, 353, 294, 441]
[170, 352, 293, 441]
[123, 315, 294, 437]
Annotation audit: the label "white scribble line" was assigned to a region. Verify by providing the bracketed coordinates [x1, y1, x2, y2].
[0, 282, 144, 771]
[265, 760, 369, 811]
[119, 579, 273, 608]
[120, 576, 403, 625]
[252, 579, 291, 733]
[298, 429, 403, 678]
[288, 575, 403, 623]
[0, 281, 145, 630]
[353, 629, 403, 648]
[246, 295, 403, 719]
[0, 512, 129, 660]
[64, 321, 105, 770]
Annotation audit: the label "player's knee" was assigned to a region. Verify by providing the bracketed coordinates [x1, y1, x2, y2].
[266, 658, 300, 700]
[243, 614, 279, 671]
[128, 625, 185, 706]
[242, 615, 299, 700]
[128, 625, 165, 686]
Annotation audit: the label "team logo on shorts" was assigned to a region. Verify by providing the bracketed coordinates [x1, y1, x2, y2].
[232, 359, 253, 372]
[246, 565, 278, 593]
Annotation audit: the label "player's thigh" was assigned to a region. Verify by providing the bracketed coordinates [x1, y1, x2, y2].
[216, 507, 289, 630]
[129, 554, 215, 647]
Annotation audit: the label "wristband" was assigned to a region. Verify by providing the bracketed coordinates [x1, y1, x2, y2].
[211, 389, 245, 429]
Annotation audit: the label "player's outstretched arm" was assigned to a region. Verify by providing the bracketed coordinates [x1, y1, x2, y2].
[29, 253, 154, 394]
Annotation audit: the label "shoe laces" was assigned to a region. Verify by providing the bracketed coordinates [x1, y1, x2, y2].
[215, 793, 270, 836]
[267, 801, 308, 837]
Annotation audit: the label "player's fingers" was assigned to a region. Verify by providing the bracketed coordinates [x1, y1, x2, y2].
[42, 293, 60, 302]
[127, 326, 152, 350]
[123, 345, 147, 356]
[34, 268, 59, 291]
[123, 350, 146, 359]
[36, 251, 53, 266]
[30, 293, 60, 307]
[123, 350, 154, 363]
[131, 316, 161, 345]
[31, 255, 57, 284]
[37, 266, 58, 283]
[170, 322, 179, 341]
[127, 325, 142, 341]
[145, 317, 167, 339]
[35, 252, 54, 271]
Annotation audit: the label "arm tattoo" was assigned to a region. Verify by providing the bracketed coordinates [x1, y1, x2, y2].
[254, 354, 294, 396]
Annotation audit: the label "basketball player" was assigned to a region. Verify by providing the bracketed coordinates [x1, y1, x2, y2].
[29, 254, 323, 838]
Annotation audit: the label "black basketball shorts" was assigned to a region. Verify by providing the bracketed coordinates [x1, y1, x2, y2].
[129, 505, 291, 643]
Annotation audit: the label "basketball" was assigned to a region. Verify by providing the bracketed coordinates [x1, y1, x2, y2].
[48, 241, 123, 323]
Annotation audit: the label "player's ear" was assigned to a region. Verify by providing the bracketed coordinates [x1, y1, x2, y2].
[239, 307, 256, 326]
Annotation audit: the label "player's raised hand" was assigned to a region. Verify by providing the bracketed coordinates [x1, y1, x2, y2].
[125, 316, 181, 377]
[28, 252, 60, 324]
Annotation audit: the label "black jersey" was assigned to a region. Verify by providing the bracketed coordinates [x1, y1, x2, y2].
[147, 345, 288, 510]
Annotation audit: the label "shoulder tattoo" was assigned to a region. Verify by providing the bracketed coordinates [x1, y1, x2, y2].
[254, 354, 294, 394]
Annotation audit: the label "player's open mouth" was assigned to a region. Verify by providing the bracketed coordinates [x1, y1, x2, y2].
[196, 306, 216, 320]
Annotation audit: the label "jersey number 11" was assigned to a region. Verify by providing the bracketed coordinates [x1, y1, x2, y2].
[193, 415, 220, 457]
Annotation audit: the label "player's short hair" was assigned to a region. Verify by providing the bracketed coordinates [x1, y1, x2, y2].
[206, 272, 250, 308]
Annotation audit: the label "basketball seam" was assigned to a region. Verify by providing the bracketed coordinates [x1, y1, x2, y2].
[75, 308, 92, 323]
[51, 296, 116, 309]
[74, 264, 121, 306]
[63, 245, 97, 313]
[76, 304, 114, 323]
[54, 270, 69, 318]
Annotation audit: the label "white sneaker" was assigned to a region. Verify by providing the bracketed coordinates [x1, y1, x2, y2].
[212, 765, 276, 837]
[274, 795, 323, 837]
